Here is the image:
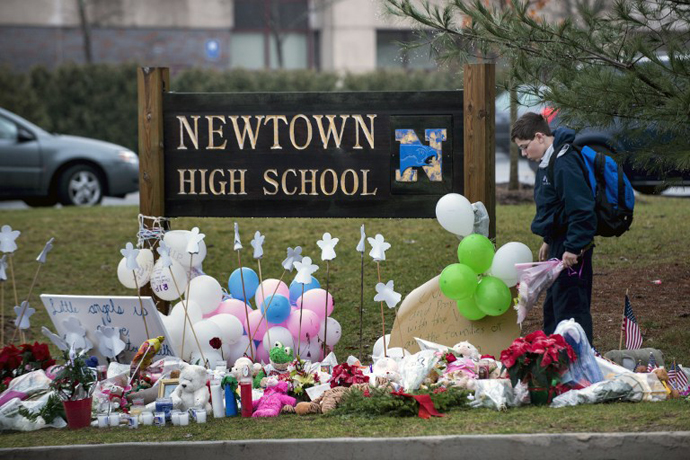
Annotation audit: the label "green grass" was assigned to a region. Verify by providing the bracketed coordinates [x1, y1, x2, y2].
[0, 194, 689, 445]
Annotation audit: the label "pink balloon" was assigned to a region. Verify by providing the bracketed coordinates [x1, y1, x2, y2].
[215, 299, 253, 327]
[246, 309, 269, 341]
[296, 288, 334, 319]
[254, 279, 290, 308]
[286, 309, 320, 341]
[255, 341, 270, 365]
[202, 305, 220, 319]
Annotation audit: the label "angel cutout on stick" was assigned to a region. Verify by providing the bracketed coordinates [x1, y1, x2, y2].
[13, 301, 34, 329]
[0, 225, 20, 254]
[282, 246, 303, 272]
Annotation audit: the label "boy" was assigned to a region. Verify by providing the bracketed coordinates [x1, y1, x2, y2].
[511, 112, 596, 343]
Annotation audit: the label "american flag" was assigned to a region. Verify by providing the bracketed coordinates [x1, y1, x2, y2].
[669, 363, 689, 392]
[621, 294, 643, 349]
[646, 352, 658, 372]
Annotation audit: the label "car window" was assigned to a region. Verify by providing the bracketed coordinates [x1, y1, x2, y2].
[0, 116, 18, 141]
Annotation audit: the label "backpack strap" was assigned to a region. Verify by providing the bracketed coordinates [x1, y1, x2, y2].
[547, 143, 584, 187]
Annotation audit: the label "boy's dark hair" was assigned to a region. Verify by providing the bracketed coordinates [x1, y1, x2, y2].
[511, 112, 552, 141]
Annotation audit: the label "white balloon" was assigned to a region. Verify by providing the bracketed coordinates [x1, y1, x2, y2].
[317, 317, 342, 347]
[150, 259, 188, 301]
[489, 242, 534, 288]
[297, 338, 322, 362]
[116, 249, 154, 289]
[262, 326, 294, 352]
[187, 275, 223, 315]
[435, 193, 474, 237]
[208, 314, 244, 345]
[184, 320, 222, 360]
[372, 334, 391, 358]
[386, 347, 411, 359]
[163, 230, 207, 268]
[226, 335, 257, 365]
[189, 349, 224, 368]
[170, 300, 203, 325]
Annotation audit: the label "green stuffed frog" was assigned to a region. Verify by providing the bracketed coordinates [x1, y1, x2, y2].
[269, 341, 294, 372]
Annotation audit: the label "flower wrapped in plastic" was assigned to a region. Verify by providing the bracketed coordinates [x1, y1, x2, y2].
[514, 260, 564, 325]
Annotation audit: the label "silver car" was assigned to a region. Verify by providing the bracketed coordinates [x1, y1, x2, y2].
[0, 107, 139, 206]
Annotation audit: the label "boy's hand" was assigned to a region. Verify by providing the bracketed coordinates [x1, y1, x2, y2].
[539, 242, 550, 261]
[562, 251, 579, 268]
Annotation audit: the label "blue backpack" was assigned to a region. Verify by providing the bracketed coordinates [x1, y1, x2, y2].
[548, 145, 635, 237]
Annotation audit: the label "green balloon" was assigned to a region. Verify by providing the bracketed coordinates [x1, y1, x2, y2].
[457, 234, 495, 274]
[475, 276, 512, 316]
[439, 263, 478, 300]
[456, 296, 486, 321]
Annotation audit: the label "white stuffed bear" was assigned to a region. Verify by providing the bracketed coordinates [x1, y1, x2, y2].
[170, 363, 212, 413]
[231, 357, 263, 382]
[452, 341, 480, 361]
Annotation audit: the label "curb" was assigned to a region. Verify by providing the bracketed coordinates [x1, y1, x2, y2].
[2, 432, 690, 460]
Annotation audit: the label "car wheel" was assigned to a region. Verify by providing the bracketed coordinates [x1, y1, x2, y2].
[58, 164, 104, 206]
[23, 196, 58, 207]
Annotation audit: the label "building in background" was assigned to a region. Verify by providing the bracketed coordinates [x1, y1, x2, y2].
[0, 0, 568, 74]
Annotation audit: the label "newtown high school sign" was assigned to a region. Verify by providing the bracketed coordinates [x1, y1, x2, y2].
[138, 66, 495, 226]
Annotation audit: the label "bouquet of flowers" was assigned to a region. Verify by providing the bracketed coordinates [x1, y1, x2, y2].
[51, 348, 97, 401]
[0, 342, 56, 391]
[500, 331, 577, 389]
[329, 363, 369, 388]
[278, 358, 320, 399]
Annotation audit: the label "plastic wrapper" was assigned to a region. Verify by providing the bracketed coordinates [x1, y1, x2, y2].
[554, 319, 603, 387]
[0, 391, 67, 431]
[468, 379, 526, 411]
[515, 260, 564, 324]
[0, 370, 53, 408]
[399, 350, 440, 392]
[472, 201, 490, 237]
[550, 378, 635, 408]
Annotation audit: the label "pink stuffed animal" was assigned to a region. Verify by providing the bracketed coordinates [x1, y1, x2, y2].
[252, 381, 296, 417]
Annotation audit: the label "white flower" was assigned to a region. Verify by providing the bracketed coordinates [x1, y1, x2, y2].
[374, 280, 402, 309]
[317, 232, 339, 261]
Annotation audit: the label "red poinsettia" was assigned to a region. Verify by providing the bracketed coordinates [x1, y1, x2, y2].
[328, 363, 369, 388]
[0, 342, 56, 391]
[500, 331, 577, 388]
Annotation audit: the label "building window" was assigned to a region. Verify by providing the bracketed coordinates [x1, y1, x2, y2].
[232, 0, 313, 70]
[377, 30, 436, 70]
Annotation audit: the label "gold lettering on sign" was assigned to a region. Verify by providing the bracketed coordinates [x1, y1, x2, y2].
[177, 116, 200, 150]
[340, 169, 359, 195]
[178, 169, 196, 195]
[282, 169, 297, 195]
[352, 114, 376, 149]
[198, 169, 208, 195]
[299, 169, 319, 196]
[313, 115, 350, 149]
[209, 169, 226, 195]
[264, 115, 288, 149]
[361, 169, 378, 195]
[205, 115, 227, 150]
[263, 169, 279, 195]
[319, 169, 338, 196]
[227, 169, 247, 195]
[289, 114, 312, 150]
[229, 115, 264, 150]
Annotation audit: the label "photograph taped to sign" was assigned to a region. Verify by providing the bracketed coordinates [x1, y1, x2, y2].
[40, 294, 177, 363]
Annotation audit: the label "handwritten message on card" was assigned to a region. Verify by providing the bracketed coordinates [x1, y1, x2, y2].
[40, 294, 177, 362]
[389, 275, 519, 358]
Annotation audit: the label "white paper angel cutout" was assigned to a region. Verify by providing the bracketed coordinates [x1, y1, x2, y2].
[186, 227, 206, 254]
[233, 222, 242, 251]
[317, 232, 339, 261]
[282, 246, 303, 271]
[294, 256, 319, 285]
[120, 242, 140, 271]
[62, 316, 93, 351]
[0, 255, 6, 281]
[13, 301, 35, 329]
[356, 224, 366, 254]
[95, 325, 126, 359]
[367, 234, 391, 262]
[36, 237, 54, 264]
[251, 231, 265, 259]
[374, 280, 402, 309]
[156, 241, 173, 268]
[0, 225, 20, 253]
[42, 326, 69, 351]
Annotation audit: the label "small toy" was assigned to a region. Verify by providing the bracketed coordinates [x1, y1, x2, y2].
[130, 336, 165, 379]
[170, 363, 211, 413]
[252, 381, 296, 417]
[269, 341, 293, 372]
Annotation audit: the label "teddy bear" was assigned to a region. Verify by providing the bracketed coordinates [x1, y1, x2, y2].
[452, 341, 480, 361]
[652, 367, 680, 399]
[170, 363, 212, 413]
[252, 380, 296, 417]
[294, 383, 370, 415]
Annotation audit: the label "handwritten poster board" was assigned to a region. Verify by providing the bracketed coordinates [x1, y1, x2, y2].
[389, 276, 520, 358]
[40, 294, 177, 363]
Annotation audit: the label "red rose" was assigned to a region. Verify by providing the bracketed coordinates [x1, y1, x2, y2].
[444, 353, 457, 363]
[209, 337, 222, 350]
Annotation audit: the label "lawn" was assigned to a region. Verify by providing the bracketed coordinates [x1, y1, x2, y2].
[0, 194, 689, 446]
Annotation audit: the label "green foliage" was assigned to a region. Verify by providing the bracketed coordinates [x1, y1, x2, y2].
[51, 350, 97, 401]
[333, 386, 469, 418]
[17, 393, 65, 425]
[385, 0, 690, 171]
